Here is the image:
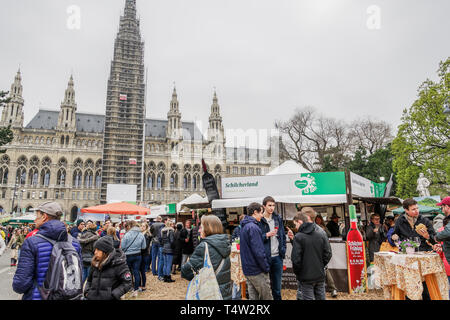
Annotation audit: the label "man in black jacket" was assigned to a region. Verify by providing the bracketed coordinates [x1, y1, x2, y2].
[84, 236, 132, 300]
[326, 213, 341, 237]
[149, 216, 165, 278]
[180, 220, 194, 266]
[290, 212, 332, 300]
[392, 198, 436, 300]
[392, 198, 436, 251]
[366, 213, 386, 263]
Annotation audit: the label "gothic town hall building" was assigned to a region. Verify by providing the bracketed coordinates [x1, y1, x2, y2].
[0, 0, 278, 221]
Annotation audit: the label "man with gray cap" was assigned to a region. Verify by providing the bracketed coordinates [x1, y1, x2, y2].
[12, 201, 82, 300]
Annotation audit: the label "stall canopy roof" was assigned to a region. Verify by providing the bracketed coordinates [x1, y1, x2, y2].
[393, 204, 442, 215]
[353, 196, 404, 205]
[212, 194, 347, 209]
[266, 160, 311, 175]
[81, 202, 150, 215]
[177, 194, 210, 211]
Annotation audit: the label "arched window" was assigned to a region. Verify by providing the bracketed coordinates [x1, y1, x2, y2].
[95, 171, 102, 188]
[73, 169, 82, 188]
[170, 173, 178, 189]
[29, 168, 39, 187]
[57, 169, 66, 186]
[66, 136, 69, 145]
[157, 173, 165, 190]
[193, 174, 200, 190]
[16, 167, 27, 186]
[0, 167, 8, 184]
[84, 170, 93, 188]
[60, 136, 65, 145]
[183, 173, 191, 189]
[41, 169, 50, 187]
[147, 173, 155, 189]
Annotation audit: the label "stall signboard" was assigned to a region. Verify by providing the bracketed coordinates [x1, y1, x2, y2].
[149, 204, 176, 216]
[346, 205, 368, 293]
[221, 172, 346, 199]
[350, 172, 386, 198]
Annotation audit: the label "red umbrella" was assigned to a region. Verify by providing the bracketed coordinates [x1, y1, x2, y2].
[80, 202, 150, 215]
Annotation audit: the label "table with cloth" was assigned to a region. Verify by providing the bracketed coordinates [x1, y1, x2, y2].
[374, 251, 449, 300]
[230, 246, 247, 299]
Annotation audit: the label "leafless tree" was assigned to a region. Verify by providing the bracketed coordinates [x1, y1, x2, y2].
[275, 107, 353, 172]
[350, 117, 393, 155]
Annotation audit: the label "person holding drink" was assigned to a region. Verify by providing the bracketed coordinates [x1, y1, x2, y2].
[258, 196, 286, 301]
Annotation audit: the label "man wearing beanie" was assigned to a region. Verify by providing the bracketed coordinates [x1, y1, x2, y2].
[84, 236, 132, 300]
[70, 219, 85, 239]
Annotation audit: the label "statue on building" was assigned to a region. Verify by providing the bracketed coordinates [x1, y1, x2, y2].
[416, 173, 431, 197]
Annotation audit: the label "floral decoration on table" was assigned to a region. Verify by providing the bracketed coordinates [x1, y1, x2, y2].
[399, 240, 419, 254]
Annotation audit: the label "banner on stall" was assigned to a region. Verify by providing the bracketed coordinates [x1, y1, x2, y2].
[221, 172, 346, 199]
[350, 172, 386, 198]
[149, 204, 176, 217]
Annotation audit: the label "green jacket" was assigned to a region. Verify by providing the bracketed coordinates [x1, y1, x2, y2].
[436, 223, 450, 264]
[181, 234, 232, 300]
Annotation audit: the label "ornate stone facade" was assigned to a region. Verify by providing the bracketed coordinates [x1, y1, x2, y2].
[0, 0, 278, 221]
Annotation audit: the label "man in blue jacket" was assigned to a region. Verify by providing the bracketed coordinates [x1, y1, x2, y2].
[258, 196, 286, 300]
[12, 202, 82, 300]
[240, 202, 273, 300]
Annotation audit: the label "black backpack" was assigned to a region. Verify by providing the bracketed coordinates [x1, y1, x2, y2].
[35, 233, 83, 300]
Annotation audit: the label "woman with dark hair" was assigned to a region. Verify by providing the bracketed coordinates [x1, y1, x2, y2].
[172, 223, 183, 274]
[315, 215, 331, 238]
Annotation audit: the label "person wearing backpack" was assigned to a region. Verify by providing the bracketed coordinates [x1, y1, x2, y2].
[83, 236, 132, 300]
[12, 201, 82, 300]
[181, 215, 232, 300]
[120, 220, 146, 297]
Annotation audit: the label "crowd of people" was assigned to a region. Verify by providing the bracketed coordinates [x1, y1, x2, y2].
[1, 195, 449, 301]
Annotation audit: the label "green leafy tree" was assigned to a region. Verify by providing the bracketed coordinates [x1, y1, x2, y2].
[345, 144, 395, 193]
[0, 91, 14, 153]
[392, 58, 450, 198]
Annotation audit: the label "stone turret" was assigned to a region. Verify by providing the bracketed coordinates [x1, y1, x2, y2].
[1, 69, 24, 128]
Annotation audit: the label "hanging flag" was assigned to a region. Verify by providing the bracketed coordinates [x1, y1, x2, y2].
[119, 94, 128, 101]
[129, 158, 137, 165]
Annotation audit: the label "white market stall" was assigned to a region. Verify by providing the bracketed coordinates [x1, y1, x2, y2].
[177, 194, 209, 212]
[214, 168, 392, 292]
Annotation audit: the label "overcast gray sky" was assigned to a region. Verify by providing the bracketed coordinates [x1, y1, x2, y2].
[0, 0, 449, 148]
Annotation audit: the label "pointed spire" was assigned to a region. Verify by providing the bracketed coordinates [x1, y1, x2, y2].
[63, 74, 76, 105]
[124, 0, 137, 19]
[15, 68, 22, 81]
[172, 82, 177, 98]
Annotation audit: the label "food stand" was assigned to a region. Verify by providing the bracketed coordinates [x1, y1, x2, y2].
[211, 168, 397, 292]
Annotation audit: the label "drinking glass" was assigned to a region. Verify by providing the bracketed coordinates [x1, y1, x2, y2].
[413, 237, 421, 252]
